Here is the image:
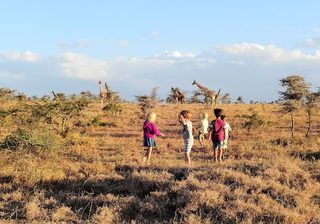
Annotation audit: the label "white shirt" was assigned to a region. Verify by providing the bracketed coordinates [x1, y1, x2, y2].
[199, 119, 209, 134]
[224, 122, 232, 139]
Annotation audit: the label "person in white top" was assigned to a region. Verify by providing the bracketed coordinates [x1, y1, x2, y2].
[221, 115, 232, 151]
[197, 112, 209, 148]
[178, 110, 193, 166]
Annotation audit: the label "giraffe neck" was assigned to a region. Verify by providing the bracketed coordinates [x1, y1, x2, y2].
[195, 82, 209, 93]
[98, 84, 105, 93]
[105, 83, 110, 92]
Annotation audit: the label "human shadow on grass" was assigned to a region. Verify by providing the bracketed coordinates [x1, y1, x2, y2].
[33, 174, 189, 222]
[115, 164, 191, 181]
[290, 151, 320, 162]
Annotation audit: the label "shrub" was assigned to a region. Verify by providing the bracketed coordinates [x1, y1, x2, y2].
[30, 93, 90, 137]
[0, 129, 58, 151]
[243, 113, 265, 133]
[103, 100, 124, 123]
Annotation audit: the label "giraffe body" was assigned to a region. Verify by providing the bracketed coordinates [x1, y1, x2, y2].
[98, 80, 115, 105]
[171, 87, 186, 104]
[192, 80, 220, 105]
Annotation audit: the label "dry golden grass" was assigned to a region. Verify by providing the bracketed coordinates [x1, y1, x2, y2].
[0, 102, 319, 223]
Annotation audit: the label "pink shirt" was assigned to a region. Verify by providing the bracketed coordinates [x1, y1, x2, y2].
[143, 120, 161, 138]
[209, 118, 225, 142]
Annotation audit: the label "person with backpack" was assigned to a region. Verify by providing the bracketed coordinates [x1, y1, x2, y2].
[208, 108, 226, 162]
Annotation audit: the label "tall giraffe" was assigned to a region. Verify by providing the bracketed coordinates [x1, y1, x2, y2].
[98, 80, 116, 105]
[98, 80, 108, 105]
[192, 80, 220, 105]
[51, 91, 58, 100]
[105, 81, 114, 102]
[176, 89, 186, 104]
[171, 87, 186, 104]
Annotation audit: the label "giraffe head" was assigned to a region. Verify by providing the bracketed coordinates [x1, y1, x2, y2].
[192, 80, 197, 85]
[98, 80, 102, 85]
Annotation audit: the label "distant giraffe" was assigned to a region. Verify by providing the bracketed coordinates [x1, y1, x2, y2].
[171, 87, 186, 104]
[51, 91, 58, 100]
[51, 91, 65, 100]
[192, 80, 221, 105]
[98, 80, 115, 105]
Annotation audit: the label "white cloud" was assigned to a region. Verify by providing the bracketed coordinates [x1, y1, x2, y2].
[155, 50, 196, 59]
[0, 71, 25, 80]
[218, 42, 320, 63]
[115, 39, 129, 47]
[1, 42, 320, 101]
[228, 60, 245, 65]
[299, 37, 320, 49]
[219, 43, 286, 62]
[60, 52, 110, 80]
[58, 40, 90, 50]
[0, 51, 40, 63]
[150, 31, 161, 37]
[141, 31, 161, 38]
[313, 27, 320, 34]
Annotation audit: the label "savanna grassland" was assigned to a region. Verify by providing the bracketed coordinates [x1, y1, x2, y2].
[0, 94, 320, 223]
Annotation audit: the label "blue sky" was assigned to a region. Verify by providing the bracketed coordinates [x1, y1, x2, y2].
[1, 1, 320, 101]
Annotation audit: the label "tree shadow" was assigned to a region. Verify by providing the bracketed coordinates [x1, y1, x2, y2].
[109, 133, 139, 138]
[115, 164, 191, 181]
[290, 151, 320, 161]
[30, 172, 178, 222]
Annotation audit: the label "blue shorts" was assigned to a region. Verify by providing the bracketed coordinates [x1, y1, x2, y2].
[143, 137, 156, 147]
[184, 138, 194, 153]
[213, 141, 224, 149]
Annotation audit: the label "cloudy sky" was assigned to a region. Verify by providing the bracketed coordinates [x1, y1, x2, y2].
[1, 1, 320, 102]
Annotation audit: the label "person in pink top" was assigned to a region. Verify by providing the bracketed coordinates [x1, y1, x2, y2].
[142, 112, 164, 165]
[208, 108, 226, 162]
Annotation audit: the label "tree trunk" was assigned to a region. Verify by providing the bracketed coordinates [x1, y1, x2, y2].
[61, 117, 67, 135]
[306, 111, 311, 138]
[290, 112, 294, 138]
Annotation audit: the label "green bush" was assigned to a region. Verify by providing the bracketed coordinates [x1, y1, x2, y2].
[0, 129, 58, 151]
[103, 101, 124, 123]
[243, 113, 265, 133]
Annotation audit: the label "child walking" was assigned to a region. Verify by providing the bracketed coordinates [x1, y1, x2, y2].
[208, 108, 226, 162]
[178, 110, 194, 166]
[142, 112, 164, 165]
[197, 112, 209, 148]
[221, 115, 232, 153]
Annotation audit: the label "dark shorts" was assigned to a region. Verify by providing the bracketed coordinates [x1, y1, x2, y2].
[143, 137, 156, 147]
[213, 140, 224, 149]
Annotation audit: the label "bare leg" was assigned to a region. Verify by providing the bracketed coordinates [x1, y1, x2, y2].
[219, 147, 224, 161]
[199, 135, 205, 148]
[142, 147, 152, 165]
[214, 148, 218, 162]
[201, 136, 205, 147]
[184, 152, 191, 166]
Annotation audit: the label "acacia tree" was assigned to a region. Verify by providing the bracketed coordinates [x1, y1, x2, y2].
[31, 93, 90, 137]
[220, 93, 231, 104]
[188, 90, 206, 104]
[135, 87, 159, 118]
[305, 89, 320, 137]
[236, 96, 244, 104]
[279, 75, 310, 138]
